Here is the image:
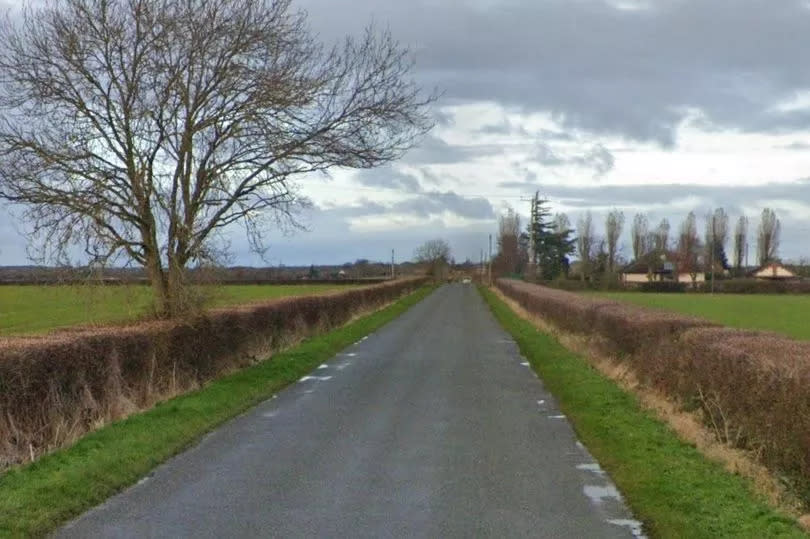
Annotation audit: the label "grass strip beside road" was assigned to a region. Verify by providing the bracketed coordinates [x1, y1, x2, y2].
[480, 286, 805, 538]
[0, 285, 435, 537]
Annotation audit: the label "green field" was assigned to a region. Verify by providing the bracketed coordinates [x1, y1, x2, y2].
[0, 284, 359, 336]
[594, 292, 810, 340]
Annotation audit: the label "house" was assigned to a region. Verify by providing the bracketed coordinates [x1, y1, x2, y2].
[752, 263, 796, 280]
[620, 254, 705, 285]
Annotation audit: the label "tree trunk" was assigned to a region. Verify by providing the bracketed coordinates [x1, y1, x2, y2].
[146, 255, 170, 318]
[166, 259, 187, 318]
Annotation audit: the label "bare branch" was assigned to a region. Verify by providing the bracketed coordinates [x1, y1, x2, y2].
[0, 0, 436, 315]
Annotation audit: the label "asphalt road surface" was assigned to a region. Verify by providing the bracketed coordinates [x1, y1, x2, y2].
[59, 284, 643, 538]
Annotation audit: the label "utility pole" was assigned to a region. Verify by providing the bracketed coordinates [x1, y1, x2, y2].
[488, 234, 492, 285]
[391, 249, 395, 279]
[710, 214, 715, 294]
[480, 249, 484, 280]
[529, 196, 536, 267]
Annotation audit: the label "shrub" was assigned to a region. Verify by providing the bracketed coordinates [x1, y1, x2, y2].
[664, 328, 810, 495]
[541, 279, 595, 292]
[0, 278, 426, 468]
[541, 278, 626, 292]
[709, 278, 810, 294]
[497, 279, 708, 354]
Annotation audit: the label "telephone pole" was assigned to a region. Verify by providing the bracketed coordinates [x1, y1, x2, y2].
[391, 249, 395, 279]
[488, 234, 492, 285]
[529, 196, 536, 266]
[710, 214, 716, 294]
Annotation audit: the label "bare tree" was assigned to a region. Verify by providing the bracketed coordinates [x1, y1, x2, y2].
[414, 239, 451, 278]
[605, 209, 624, 274]
[549, 212, 575, 278]
[733, 214, 748, 273]
[576, 211, 594, 281]
[0, 0, 434, 316]
[652, 218, 670, 253]
[704, 207, 729, 271]
[553, 213, 572, 235]
[495, 207, 521, 276]
[630, 213, 649, 261]
[677, 211, 702, 286]
[757, 208, 781, 266]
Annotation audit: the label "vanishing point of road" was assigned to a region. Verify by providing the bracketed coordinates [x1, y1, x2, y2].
[59, 284, 643, 538]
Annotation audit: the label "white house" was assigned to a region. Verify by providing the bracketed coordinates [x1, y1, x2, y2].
[752, 263, 796, 280]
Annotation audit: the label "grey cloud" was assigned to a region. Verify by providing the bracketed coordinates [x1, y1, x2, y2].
[478, 121, 573, 144]
[298, 0, 810, 145]
[354, 167, 421, 192]
[418, 168, 449, 187]
[535, 143, 565, 167]
[478, 118, 529, 137]
[776, 141, 810, 150]
[401, 134, 475, 165]
[538, 129, 574, 142]
[318, 198, 387, 218]
[401, 134, 505, 166]
[499, 178, 810, 219]
[433, 109, 455, 127]
[353, 165, 458, 193]
[393, 191, 495, 220]
[318, 190, 495, 221]
[576, 144, 615, 176]
[533, 143, 615, 176]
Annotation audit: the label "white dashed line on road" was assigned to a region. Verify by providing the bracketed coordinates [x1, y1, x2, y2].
[299, 375, 333, 382]
[583, 485, 622, 505]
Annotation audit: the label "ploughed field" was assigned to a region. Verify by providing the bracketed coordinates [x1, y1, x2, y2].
[0, 284, 359, 336]
[594, 292, 810, 340]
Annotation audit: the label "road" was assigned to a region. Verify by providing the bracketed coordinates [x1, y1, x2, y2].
[59, 284, 642, 538]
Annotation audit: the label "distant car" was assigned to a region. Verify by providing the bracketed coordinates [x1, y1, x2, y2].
[462, 278, 471, 284]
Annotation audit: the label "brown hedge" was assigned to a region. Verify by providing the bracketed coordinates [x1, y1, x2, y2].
[496, 279, 710, 354]
[496, 278, 810, 498]
[671, 328, 810, 488]
[0, 278, 426, 468]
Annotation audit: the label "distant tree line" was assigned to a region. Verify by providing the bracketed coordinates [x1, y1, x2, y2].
[493, 196, 785, 283]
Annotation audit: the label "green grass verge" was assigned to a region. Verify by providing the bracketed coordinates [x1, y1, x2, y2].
[0, 283, 360, 336]
[480, 287, 805, 539]
[0, 285, 434, 537]
[593, 292, 810, 340]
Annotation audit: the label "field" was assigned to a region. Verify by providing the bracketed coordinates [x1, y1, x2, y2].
[594, 292, 810, 340]
[0, 284, 359, 336]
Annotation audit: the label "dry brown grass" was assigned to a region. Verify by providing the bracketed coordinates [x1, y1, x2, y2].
[491, 283, 808, 521]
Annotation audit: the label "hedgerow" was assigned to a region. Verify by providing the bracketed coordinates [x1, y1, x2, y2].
[495, 278, 810, 503]
[0, 278, 426, 468]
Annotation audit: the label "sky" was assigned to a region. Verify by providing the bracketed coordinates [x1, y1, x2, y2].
[3, 0, 810, 266]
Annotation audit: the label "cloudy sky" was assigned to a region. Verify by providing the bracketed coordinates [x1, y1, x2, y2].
[3, 0, 810, 266]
